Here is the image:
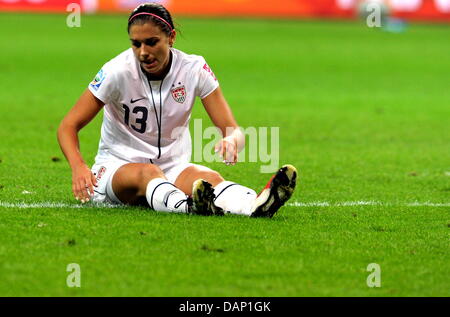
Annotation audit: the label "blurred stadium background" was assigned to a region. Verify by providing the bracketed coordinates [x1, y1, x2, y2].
[1, 0, 449, 297]
[1, 0, 450, 22]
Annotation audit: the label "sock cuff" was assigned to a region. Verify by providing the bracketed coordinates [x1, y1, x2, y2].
[213, 181, 240, 201]
[146, 178, 173, 210]
[213, 181, 257, 216]
[214, 181, 236, 191]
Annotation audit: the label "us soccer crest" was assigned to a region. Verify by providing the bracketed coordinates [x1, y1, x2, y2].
[171, 85, 186, 103]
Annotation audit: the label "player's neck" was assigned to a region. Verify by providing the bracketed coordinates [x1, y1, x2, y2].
[144, 51, 173, 81]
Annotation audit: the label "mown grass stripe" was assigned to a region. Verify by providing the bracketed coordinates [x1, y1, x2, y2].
[0, 201, 448, 209]
[288, 201, 450, 207]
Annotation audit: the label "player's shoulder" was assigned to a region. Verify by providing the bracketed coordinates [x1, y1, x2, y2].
[172, 48, 208, 70]
[100, 48, 138, 78]
[172, 48, 218, 84]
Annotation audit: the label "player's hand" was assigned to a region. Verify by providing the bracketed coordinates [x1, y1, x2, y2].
[71, 163, 97, 203]
[215, 136, 237, 165]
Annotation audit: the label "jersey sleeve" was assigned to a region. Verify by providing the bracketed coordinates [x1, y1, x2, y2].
[195, 57, 219, 99]
[87, 63, 118, 104]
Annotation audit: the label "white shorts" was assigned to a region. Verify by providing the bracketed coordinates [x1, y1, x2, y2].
[91, 155, 206, 204]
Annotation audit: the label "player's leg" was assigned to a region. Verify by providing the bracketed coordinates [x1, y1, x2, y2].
[249, 164, 298, 218]
[107, 163, 218, 215]
[170, 164, 226, 215]
[173, 164, 298, 217]
[209, 164, 297, 217]
[173, 165, 258, 216]
[173, 165, 224, 195]
[110, 163, 191, 213]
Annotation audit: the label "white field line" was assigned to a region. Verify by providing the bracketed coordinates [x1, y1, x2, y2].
[288, 201, 450, 207]
[0, 201, 449, 209]
[0, 202, 120, 209]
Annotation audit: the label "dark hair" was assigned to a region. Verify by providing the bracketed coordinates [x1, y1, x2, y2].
[127, 3, 175, 35]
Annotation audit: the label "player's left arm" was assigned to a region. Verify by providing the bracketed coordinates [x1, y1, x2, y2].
[201, 87, 244, 164]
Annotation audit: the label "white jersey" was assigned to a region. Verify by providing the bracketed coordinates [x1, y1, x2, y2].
[88, 47, 219, 165]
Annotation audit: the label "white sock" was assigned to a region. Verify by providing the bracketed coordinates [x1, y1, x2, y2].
[146, 178, 189, 213]
[213, 181, 257, 216]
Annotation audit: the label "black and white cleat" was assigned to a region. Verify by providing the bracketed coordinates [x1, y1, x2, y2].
[250, 164, 298, 218]
[187, 179, 224, 216]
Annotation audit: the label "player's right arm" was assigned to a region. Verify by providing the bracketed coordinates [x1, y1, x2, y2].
[57, 89, 104, 203]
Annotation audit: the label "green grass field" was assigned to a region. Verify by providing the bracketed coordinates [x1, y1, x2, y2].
[0, 13, 449, 296]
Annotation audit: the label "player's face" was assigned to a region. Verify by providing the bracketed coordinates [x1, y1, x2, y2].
[129, 22, 176, 77]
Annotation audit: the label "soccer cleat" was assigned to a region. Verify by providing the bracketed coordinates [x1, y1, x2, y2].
[250, 164, 297, 218]
[187, 179, 224, 216]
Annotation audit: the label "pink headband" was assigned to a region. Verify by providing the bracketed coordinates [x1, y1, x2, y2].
[128, 12, 173, 32]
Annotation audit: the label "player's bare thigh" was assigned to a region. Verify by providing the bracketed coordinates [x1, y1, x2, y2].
[111, 163, 166, 205]
[174, 165, 224, 196]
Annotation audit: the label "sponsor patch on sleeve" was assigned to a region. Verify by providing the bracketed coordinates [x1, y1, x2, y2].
[90, 69, 106, 91]
[202, 63, 217, 81]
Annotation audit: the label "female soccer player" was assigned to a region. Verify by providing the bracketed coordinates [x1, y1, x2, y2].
[57, 2, 297, 217]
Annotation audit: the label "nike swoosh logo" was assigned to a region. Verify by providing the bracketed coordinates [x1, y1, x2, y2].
[130, 97, 146, 103]
[163, 190, 178, 207]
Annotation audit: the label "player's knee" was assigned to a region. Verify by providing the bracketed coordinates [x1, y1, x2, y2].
[199, 170, 224, 186]
[137, 164, 164, 183]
